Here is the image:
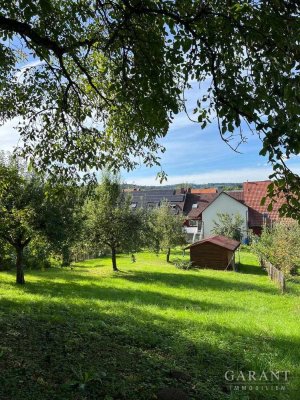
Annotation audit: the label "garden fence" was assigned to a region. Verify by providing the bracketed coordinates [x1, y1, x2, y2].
[261, 259, 285, 293]
[71, 252, 100, 262]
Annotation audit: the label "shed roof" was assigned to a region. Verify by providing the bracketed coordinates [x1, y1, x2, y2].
[185, 235, 241, 251]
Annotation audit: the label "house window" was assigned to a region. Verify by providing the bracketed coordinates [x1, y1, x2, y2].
[192, 203, 198, 208]
[189, 220, 198, 227]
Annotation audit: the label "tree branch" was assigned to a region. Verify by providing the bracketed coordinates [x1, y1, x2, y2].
[0, 15, 98, 57]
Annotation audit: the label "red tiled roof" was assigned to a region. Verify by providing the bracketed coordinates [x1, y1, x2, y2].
[184, 193, 219, 218]
[191, 188, 218, 194]
[243, 181, 290, 227]
[184, 191, 245, 219]
[186, 235, 241, 251]
[225, 190, 244, 202]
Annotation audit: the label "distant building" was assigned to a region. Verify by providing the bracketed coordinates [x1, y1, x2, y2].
[190, 188, 218, 194]
[129, 189, 185, 214]
[183, 192, 248, 243]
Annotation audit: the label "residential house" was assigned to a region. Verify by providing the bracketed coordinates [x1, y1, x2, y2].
[242, 180, 291, 234]
[129, 189, 186, 214]
[183, 192, 248, 242]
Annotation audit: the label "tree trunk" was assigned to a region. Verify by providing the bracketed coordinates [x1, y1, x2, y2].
[61, 246, 70, 267]
[166, 247, 171, 263]
[16, 246, 25, 284]
[111, 247, 118, 271]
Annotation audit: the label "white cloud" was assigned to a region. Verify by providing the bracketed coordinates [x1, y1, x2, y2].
[0, 118, 20, 151]
[125, 165, 300, 186]
[16, 60, 45, 81]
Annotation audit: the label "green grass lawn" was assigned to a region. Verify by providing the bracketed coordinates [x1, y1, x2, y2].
[0, 250, 299, 400]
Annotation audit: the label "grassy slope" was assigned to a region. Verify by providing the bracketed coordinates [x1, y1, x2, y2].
[0, 250, 299, 400]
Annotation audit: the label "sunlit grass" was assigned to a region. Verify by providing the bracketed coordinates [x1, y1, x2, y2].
[0, 250, 299, 399]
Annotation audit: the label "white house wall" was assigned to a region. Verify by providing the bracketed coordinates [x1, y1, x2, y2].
[202, 193, 248, 239]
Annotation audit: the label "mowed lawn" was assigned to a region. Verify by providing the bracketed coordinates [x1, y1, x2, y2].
[0, 250, 299, 400]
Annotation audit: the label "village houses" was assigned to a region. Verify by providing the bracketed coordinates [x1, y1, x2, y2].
[125, 180, 289, 243]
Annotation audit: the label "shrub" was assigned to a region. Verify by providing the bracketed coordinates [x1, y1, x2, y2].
[251, 222, 300, 277]
[173, 258, 194, 270]
[23, 236, 52, 270]
[0, 239, 15, 270]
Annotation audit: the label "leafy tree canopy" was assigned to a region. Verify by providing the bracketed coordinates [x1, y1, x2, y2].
[0, 152, 45, 283]
[0, 151, 85, 283]
[212, 212, 244, 242]
[251, 222, 300, 277]
[150, 200, 186, 262]
[85, 173, 145, 270]
[0, 1, 299, 214]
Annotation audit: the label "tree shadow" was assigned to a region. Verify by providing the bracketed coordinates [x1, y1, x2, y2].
[120, 270, 277, 295]
[3, 279, 245, 313]
[0, 269, 298, 400]
[1, 292, 298, 400]
[237, 262, 266, 276]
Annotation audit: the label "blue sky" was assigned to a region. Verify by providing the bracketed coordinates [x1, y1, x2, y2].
[1, 76, 300, 185]
[122, 80, 300, 185]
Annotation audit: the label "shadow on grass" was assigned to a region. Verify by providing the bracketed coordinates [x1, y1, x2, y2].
[119, 270, 277, 295]
[1, 290, 297, 400]
[237, 262, 266, 276]
[0, 278, 246, 313]
[1, 265, 277, 299]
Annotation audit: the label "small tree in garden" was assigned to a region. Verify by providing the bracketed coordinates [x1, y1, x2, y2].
[212, 213, 244, 241]
[0, 152, 86, 282]
[41, 184, 85, 266]
[85, 174, 145, 271]
[252, 222, 300, 277]
[0, 153, 44, 284]
[150, 201, 186, 262]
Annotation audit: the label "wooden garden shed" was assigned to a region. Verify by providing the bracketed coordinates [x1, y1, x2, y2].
[185, 235, 240, 270]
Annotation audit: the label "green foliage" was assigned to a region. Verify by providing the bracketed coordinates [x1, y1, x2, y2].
[0, 2, 299, 215]
[0, 154, 42, 241]
[0, 151, 85, 281]
[66, 365, 106, 391]
[41, 184, 86, 266]
[173, 258, 194, 270]
[212, 212, 244, 241]
[23, 235, 52, 270]
[85, 173, 146, 270]
[149, 201, 186, 261]
[251, 222, 300, 277]
[0, 238, 14, 270]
